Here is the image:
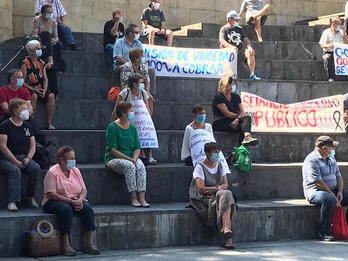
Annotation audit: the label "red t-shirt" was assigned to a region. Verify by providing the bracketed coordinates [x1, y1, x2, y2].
[0, 84, 31, 120]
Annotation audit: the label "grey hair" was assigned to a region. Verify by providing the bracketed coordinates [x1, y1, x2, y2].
[26, 40, 40, 53]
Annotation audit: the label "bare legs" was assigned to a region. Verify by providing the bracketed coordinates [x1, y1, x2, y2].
[30, 92, 55, 129]
[252, 4, 271, 42]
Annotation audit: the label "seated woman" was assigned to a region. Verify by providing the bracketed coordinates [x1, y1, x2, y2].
[31, 4, 63, 74]
[189, 142, 236, 249]
[212, 75, 258, 146]
[42, 146, 100, 256]
[111, 73, 156, 165]
[0, 98, 40, 212]
[20, 40, 56, 130]
[105, 101, 150, 207]
[181, 104, 213, 166]
[120, 48, 154, 114]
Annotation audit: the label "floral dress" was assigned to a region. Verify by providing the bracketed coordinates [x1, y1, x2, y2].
[21, 57, 45, 92]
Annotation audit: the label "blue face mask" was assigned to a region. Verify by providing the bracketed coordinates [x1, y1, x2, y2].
[233, 21, 239, 27]
[329, 150, 336, 158]
[140, 57, 146, 65]
[16, 78, 24, 88]
[231, 84, 237, 93]
[66, 159, 76, 170]
[138, 83, 145, 92]
[134, 33, 140, 41]
[35, 49, 42, 57]
[119, 16, 123, 23]
[211, 152, 220, 162]
[196, 114, 206, 123]
[127, 111, 135, 121]
[46, 13, 53, 20]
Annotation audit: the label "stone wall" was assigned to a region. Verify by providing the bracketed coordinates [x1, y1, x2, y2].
[0, 0, 13, 42]
[3, 0, 348, 39]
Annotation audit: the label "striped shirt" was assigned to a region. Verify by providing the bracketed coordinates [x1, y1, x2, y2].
[35, 0, 67, 20]
[302, 150, 341, 200]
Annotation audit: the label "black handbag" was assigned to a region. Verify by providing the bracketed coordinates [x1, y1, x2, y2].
[33, 142, 50, 169]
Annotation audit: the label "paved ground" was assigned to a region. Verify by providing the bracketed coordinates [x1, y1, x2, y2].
[2, 240, 348, 261]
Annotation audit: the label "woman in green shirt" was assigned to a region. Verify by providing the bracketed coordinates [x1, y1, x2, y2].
[105, 101, 149, 207]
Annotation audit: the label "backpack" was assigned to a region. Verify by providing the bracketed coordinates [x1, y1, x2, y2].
[232, 144, 252, 172]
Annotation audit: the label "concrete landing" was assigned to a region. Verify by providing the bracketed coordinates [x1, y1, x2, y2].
[0, 200, 321, 257]
[2, 240, 348, 260]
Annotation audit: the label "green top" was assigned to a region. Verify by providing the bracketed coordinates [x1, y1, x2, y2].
[104, 122, 141, 164]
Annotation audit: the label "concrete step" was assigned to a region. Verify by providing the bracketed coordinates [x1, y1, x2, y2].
[34, 100, 211, 130]
[52, 55, 328, 81]
[1, 45, 326, 80]
[0, 200, 320, 256]
[2, 163, 348, 209]
[172, 39, 323, 61]
[0, 72, 346, 103]
[192, 24, 326, 42]
[41, 130, 348, 164]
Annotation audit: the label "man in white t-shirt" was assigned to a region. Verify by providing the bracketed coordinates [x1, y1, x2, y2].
[319, 17, 344, 82]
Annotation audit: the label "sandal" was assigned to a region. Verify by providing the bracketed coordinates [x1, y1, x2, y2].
[131, 200, 142, 207]
[140, 201, 151, 208]
[223, 238, 236, 249]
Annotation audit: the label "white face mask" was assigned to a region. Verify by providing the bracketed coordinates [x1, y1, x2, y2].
[19, 109, 30, 121]
[153, 2, 160, 10]
[134, 33, 140, 41]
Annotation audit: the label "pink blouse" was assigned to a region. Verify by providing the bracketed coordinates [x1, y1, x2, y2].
[42, 164, 86, 206]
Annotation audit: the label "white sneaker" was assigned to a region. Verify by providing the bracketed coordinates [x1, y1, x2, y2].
[328, 78, 334, 82]
[28, 197, 40, 208]
[7, 202, 18, 212]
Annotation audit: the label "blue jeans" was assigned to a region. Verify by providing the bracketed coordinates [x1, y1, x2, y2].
[58, 23, 75, 46]
[309, 188, 348, 234]
[0, 155, 40, 202]
[43, 199, 96, 234]
[105, 44, 114, 68]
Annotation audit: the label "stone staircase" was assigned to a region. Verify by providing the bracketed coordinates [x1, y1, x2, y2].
[0, 23, 347, 257]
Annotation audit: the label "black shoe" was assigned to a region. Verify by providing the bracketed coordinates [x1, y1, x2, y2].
[319, 232, 334, 241]
[247, 17, 255, 26]
[70, 44, 80, 51]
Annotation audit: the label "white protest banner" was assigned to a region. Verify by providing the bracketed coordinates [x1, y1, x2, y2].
[131, 99, 159, 148]
[144, 44, 237, 79]
[241, 92, 345, 133]
[190, 129, 231, 174]
[334, 43, 348, 75]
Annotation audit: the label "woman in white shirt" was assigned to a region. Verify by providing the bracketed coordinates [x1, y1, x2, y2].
[181, 104, 213, 166]
[189, 142, 236, 249]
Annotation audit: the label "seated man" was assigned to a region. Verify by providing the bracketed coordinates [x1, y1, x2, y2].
[219, 10, 260, 80]
[35, 0, 78, 50]
[0, 69, 33, 122]
[239, 0, 271, 42]
[113, 24, 143, 85]
[319, 17, 344, 82]
[141, 0, 173, 47]
[103, 9, 125, 66]
[302, 136, 348, 241]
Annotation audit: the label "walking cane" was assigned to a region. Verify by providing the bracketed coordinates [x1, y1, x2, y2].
[0, 46, 25, 72]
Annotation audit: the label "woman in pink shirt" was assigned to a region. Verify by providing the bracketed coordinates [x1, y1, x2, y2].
[42, 146, 99, 256]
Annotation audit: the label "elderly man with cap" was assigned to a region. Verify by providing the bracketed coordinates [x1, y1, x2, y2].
[219, 10, 260, 80]
[302, 136, 348, 241]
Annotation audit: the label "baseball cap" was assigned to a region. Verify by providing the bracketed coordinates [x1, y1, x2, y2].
[315, 136, 339, 147]
[344, 93, 348, 109]
[226, 10, 240, 20]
